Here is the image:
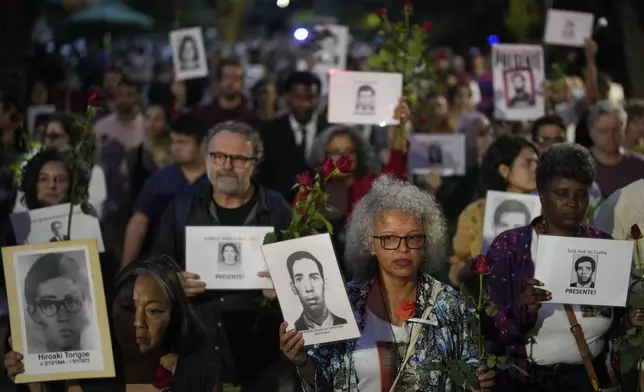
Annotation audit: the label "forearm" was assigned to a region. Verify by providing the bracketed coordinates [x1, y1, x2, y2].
[297, 359, 317, 386]
[121, 213, 149, 266]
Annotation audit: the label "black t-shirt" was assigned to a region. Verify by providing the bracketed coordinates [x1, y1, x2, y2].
[215, 190, 259, 226]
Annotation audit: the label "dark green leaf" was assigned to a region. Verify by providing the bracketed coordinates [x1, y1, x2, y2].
[497, 355, 508, 364]
[485, 304, 499, 316]
[627, 327, 639, 336]
[486, 356, 497, 368]
[465, 371, 479, 389]
[629, 293, 644, 308]
[448, 368, 466, 387]
[263, 232, 278, 245]
[620, 350, 637, 375]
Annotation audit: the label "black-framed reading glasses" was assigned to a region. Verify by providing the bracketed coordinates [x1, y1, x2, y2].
[372, 235, 426, 250]
[209, 152, 256, 169]
[35, 296, 83, 317]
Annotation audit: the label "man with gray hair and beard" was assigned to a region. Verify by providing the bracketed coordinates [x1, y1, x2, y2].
[153, 120, 291, 391]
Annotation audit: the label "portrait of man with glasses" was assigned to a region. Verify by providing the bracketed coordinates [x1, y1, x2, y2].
[22, 250, 94, 353]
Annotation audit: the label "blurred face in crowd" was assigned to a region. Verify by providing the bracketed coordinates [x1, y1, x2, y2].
[115, 83, 138, 114]
[29, 271, 87, 351]
[207, 130, 255, 195]
[145, 106, 167, 139]
[445, 74, 459, 89]
[170, 132, 200, 165]
[43, 121, 70, 150]
[371, 210, 425, 280]
[453, 85, 471, 110]
[452, 56, 465, 73]
[432, 96, 449, 120]
[535, 123, 566, 151]
[287, 83, 319, 124]
[500, 147, 538, 193]
[540, 177, 589, 232]
[625, 114, 644, 148]
[475, 117, 494, 159]
[326, 133, 357, 176]
[103, 71, 122, 99]
[472, 55, 486, 76]
[217, 65, 244, 100]
[591, 113, 624, 154]
[37, 161, 69, 207]
[31, 81, 49, 105]
[0, 101, 15, 129]
[133, 275, 171, 354]
[171, 79, 186, 103]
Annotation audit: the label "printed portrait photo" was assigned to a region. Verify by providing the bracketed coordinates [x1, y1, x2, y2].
[492, 199, 532, 237]
[354, 85, 376, 115]
[504, 69, 535, 108]
[19, 249, 98, 354]
[217, 241, 242, 272]
[169, 27, 208, 81]
[49, 221, 69, 243]
[427, 144, 443, 165]
[176, 34, 201, 72]
[563, 19, 575, 40]
[314, 28, 340, 66]
[287, 250, 347, 332]
[570, 255, 598, 288]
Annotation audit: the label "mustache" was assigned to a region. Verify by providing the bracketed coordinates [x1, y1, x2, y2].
[215, 170, 239, 180]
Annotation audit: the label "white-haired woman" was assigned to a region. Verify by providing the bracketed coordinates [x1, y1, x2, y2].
[279, 175, 495, 391]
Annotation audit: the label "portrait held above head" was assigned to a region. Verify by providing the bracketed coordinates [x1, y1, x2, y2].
[563, 20, 575, 39]
[570, 255, 597, 288]
[49, 220, 69, 242]
[218, 242, 241, 270]
[492, 199, 532, 237]
[23, 251, 92, 353]
[177, 35, 201, 71]
[314, 29, 340, 65]
[508, 72, 532, 107]
[286, 250, 347, 331]
[354, 85, 376, 115]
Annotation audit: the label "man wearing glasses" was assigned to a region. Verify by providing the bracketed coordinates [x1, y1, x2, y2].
[24, 252, 91, 353]
[153, 120, 292, 391]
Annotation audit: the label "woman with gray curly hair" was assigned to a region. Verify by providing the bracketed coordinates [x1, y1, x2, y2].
[279, 175, 495, 391]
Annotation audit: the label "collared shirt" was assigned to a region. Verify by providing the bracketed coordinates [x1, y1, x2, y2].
[302, 310, 335, 330]
[289, 114, 317, 158]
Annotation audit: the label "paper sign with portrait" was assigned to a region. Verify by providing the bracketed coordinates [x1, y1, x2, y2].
[169, 27, 208, 81]
[1, 240, 114, 383]
[534, 235, 633, 307]
[186, 226, 275, 290]
[261, 233, 360, 346]
[327, 71, 402, 126]
[544, 9, 595, 47]
[408, 133, 466, 177]
[11, 203, 105, 253]
[492, 44, 545, 121]
[27, 105, 55, 138]
[481, 191, 541, 254]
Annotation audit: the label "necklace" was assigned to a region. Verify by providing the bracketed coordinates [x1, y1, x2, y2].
[376, 279, 411, 376]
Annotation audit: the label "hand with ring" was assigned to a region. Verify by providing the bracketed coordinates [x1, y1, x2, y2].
[279, 322, 307, 366]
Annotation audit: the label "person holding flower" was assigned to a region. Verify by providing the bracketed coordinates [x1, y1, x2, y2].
[480, 143, 629, 391]
[279, 175, 495, 391]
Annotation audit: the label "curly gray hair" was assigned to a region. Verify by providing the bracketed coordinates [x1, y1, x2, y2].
[344, 175, 447, 282]
[308, 125, 381, 177]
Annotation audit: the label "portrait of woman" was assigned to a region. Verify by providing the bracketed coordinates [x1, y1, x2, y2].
[218, 242, 241, 271]
[177, 35, 201, 72]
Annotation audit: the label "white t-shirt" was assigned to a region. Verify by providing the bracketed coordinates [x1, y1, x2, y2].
[525, 230, 613, 365]
[353, 309, 411, 391]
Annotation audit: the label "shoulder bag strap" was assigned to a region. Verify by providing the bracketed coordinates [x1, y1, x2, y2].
[388, 279, 442, 392]
[563, 304, 601, 391]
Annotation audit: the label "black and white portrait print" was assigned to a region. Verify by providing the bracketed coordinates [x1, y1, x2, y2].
[506, 71, 534, 108]
[169, 27, 208, 81]
[49, 221, 69, 242]
[177, 34, 201, 72]
[492, 199, 532, 237]
[314, 28, 340, 66]
[354, 85, 376, 115]
[570, 255, 598, 288]
[562, 20, 575, 40]
[286, 250, 347, 332]
[19, 250, 97, 354]
[427, 144, 443, 165]
[218, 242, 242, 272]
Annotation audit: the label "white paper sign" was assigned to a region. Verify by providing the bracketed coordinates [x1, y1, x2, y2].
[492, 44, 545, 121]
[10, 204, 105, 252]
[185, 226, 275, 290]
[327, 71, 402, 126]
[481, 191, 541, 254]
[544, 9, 594, 47]
[313, 24, 349, 71]
[169, 27, 208, 81]
[261, 234, 360, 346]
[534, 236, 634, 307]
[408, 133, 466, 177]
[27, 105, 55, 138]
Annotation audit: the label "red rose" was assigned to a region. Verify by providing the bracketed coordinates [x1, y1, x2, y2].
[418, 114, 428, 124]
[422, 21, 433, 33]
[396, 299, 415, 321]
[152, 363, 173, 390]
[336, 156, 353, 174]
[321, 158, 336, 178]
[375, 7, 386, 17]
[436, 50, 447, 60]
[299, 186, 312, 200]
[297, 171, 314, 188]
[296, 206, 304, 215]
[472, 255, 490, 275]
[632, 224, 643, 240]
[170, 108, 180, 119]
[87, 91, 101, 108]
[9, 112, 22, 124]
[403, 0, 412, 13]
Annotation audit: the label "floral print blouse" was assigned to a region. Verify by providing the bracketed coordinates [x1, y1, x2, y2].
[301, 273, 477, 391]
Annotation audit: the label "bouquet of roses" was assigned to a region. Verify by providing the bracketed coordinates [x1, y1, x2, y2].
[264, 156, 352, 245]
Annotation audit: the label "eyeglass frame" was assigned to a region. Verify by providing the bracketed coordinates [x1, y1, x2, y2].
[371, 235, 427, 250]
[33, 296, 84, 317]
[208, 152, 257, 169]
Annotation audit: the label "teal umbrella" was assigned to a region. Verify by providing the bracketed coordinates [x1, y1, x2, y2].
[67, 0, 154, 29]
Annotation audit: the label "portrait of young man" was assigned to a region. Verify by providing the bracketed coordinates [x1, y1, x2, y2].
[492, 198, 532, 237]
[286, 250, 347, 331]
[570, 255, 597, 288]
[508, 72, 532, 107]
[49, 221, 69, 242]
[354, 85, 376, 115]
[23, 251, 94, 353]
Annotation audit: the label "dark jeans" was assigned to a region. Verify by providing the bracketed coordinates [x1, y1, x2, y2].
[523, 357, 612, 392]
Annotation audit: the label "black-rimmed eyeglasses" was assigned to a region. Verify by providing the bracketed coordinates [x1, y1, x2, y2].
[35, 296, 83, 317]
[372, 235, 426, 250]
[209, 152, 256, 168]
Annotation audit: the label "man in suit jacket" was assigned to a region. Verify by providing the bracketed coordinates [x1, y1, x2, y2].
[258, 71, 328, 201]
[49, 221, 69, 242]
[570, 256, 596, 288]
[287, 250, 347, 332]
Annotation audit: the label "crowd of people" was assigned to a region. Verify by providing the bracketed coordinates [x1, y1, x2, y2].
[0, 35, 643, 392]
